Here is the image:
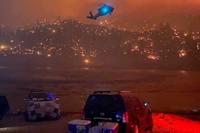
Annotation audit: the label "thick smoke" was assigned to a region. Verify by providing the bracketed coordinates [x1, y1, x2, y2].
[0, 0, 199, 29]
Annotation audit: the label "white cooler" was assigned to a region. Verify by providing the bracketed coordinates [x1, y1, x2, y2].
[68, 119, 91, 133]
[100, 122, 119, 133]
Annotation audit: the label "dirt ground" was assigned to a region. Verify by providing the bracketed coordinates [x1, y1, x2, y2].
[0, 68, 200, 132]
[1, 113, 200, 133]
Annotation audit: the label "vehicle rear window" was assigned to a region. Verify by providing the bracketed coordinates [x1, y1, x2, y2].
[84, 95, 125, 112]
[29, 92, 55, 100]
[29, 93, 47, 98]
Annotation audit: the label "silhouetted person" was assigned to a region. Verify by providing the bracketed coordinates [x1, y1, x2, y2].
[0, 96, 9, 120]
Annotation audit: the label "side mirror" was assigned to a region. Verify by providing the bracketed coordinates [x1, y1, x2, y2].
[143, 101, 152, 114]
[55, 98, 60, 101]
[144, 101, 149, 107]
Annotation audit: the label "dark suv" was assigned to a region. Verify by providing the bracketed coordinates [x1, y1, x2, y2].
[83, 91, 153, 133]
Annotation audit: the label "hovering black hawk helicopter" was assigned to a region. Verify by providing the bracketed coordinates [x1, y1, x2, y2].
[87, 4, 114, 20]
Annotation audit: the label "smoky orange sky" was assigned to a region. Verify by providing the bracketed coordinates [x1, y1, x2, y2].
[0, 0, 200, 29]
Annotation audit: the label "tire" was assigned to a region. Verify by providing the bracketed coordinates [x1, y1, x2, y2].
[24, 111, 37, 122]
[52, 108, 60, 120]
[24, 112, 30, 122]
[55, 113, 60, 120]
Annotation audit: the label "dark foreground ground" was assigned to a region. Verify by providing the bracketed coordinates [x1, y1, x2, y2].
[0, 68, 200, 132]
[0, 113, 200, 133]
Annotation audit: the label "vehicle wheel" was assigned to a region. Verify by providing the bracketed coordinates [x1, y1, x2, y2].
[55, 113, 60, 120]
[53, 108, 60, 120]
[31, 111, 37, 121]
[25, 111, 37, 121]
[50, 112, 60, 120]
[24, 112, 30, 121]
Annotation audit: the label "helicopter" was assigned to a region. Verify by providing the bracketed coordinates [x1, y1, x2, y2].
[87, 4, 114, 20]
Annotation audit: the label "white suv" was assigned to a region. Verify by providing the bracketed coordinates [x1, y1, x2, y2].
[24, 91, 60, 121]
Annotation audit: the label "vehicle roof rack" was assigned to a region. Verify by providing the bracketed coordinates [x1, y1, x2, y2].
[30, 89, 48, 93]
[93, 91, 119, 95]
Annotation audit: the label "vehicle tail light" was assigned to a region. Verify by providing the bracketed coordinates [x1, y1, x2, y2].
[122, 112, 129, 123]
